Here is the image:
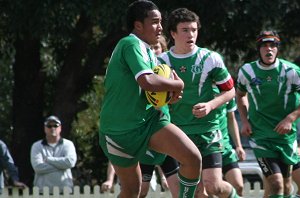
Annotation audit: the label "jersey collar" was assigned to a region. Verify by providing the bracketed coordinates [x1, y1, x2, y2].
[169, 45, 199, 58]
[130, 33, 152, 49]
[256, 58, 279, 70]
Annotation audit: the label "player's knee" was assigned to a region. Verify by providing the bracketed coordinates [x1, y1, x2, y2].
[180, 148, 201, 168]
[139, 191, 147, 198]
[283, 181, 293, 195]
[121, 182, 141, 197]
[188, 149, 202, 167]
[139, 186, 149, 198]
[235, 185, 244, 196]
[230, 181, 243, 196]
[204, 181, 222, 196]
[269, 178, 284, 193]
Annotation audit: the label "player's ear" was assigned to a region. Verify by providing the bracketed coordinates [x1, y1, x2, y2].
[170, 31, 176, 40]
[134, 21, 143, 31]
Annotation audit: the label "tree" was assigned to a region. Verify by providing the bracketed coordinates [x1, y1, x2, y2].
[0, 0, 129, 185]
[0, 0, 300, 186]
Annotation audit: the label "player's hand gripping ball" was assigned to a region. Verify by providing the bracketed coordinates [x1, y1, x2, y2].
[145, 64, 173, 108]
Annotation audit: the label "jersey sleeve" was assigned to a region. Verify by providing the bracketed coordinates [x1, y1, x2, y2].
[237, 65, 250, 93]
[123, 42, 153, 80]
[290, 66, 300, 92]
[157, 52, 172, 67]
[226, 98, 237, 112]
[237, 69, 246, 92]
[208, 52, 234, 91]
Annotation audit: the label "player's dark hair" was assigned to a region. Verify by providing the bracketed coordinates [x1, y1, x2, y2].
[126, 0, 159, 32]
[167, 8, 201, 34]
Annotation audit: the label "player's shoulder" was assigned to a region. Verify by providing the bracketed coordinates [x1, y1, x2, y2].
[279, 58, 300, 71]
[199, 47, 217, 56]
[157, 51, 170, 65]
[239, 61, 256, 70]
[199, 48, 223, 62]
[199, 48, 227, 69]
[119, 34, 139, 46]
[158, 51, 168, 58]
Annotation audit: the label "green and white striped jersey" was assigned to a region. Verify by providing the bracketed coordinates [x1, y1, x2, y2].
[100, 34, 158, 134]
[158, 46, 233, 134]
[237, 58, 300, 143]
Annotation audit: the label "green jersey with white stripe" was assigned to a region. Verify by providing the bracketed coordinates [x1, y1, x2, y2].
[219, 98, 237, 145]
[237, 58, 300, 143]
[158, 46, 233, 134]
[100, 34, 158, 134]
[213, 84, 237, 146]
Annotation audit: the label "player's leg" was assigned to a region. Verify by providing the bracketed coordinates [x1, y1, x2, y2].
[149, 123, 201, 178]
[148, 123, 201, 197]
[202, 153, 238, 198]
[263, 176, 270, 198]
[222, 147, 244, 196]
[160, 155, 180, 197]
[280, 161, 293, 197]
[139, 164, 155, 198]
[283, 176, 293, 198]
[254, 138, 299, 197]
[258, 160, 293, 198]
[194, 180, 209, 198]
[113, 163, 142, 198]
[165, 174, 179, 197]
[99, 122, 160, 198]
[188, 130, 239, 198]
[258, 158, 285, 196]
[266, 173, 284, 196]
[224, 166, 244, 196]
[292, 162, 300, 197]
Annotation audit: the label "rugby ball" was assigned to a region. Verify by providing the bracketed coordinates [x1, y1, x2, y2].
[145, 64, 173, 108]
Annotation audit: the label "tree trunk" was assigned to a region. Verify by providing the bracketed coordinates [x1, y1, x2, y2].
[12, 38, 44, 186]
[52, 14, 93, 137]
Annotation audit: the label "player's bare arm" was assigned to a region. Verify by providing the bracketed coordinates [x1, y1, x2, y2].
[236, 89, 252, 136]
[192, 87, 235, 118]
[227, 111, 246, 161]
[169, 70, 184, 104]
[137, 73, 184, 92]
[275, 105, 300, 134]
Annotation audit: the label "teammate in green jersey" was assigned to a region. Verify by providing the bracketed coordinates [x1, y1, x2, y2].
[158, 8, 238, 198]
[236, 30, 300, 198]
[263, 57, 300, 198]
[99, 1, 201, 197]
[218, 97, 246, 196]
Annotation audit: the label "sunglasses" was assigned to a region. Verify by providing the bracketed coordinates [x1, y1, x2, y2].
[46, 124, 60, 128]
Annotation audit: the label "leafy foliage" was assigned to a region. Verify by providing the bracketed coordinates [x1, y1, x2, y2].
[70, 76, 107, 186]
[0, 41, 14, 142]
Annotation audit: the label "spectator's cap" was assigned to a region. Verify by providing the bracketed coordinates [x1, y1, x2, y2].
[44, 115, 61, 125]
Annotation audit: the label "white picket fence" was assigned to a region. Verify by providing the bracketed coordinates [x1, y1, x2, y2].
[0, 182, 297, 198]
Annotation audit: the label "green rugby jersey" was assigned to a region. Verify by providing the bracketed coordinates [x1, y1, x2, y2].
[158, 46, 233, 134]
[100, 34, 158, 134]
[219, 98, 237, 145]
[237, 58, 300, 143]
[213, 84, 237, 146]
